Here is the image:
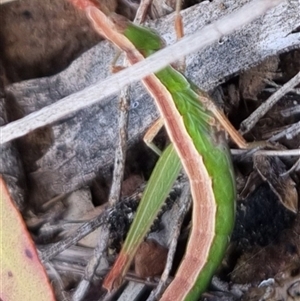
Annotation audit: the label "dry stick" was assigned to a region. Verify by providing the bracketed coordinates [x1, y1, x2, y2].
[265, 80, 300, 97]
[124, 274, 158, 287]
[44, 262, 71, 301]
[265, 80, 285, 90]
[109, 0, 152, 205]
[72, 228, 110, 301]
[281, 105, 300, 118]
[40, 209, 111, 263]
[134, 0, 153, 24]
[231, 149, 300, 157]
[0, 0, 284, 144]
[146, 184, 191, 301]
[240, 71, 300, 134]
[108, 88, 131, 206]
[280, 157, 300, 177]
[240, 119, 300, 159]
[41, 192, 72, 212]
[232, 119, 300, 157]
[269, 121, 300, 142]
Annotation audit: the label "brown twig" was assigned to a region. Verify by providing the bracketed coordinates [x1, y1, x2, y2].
[240, 71, 300, 134]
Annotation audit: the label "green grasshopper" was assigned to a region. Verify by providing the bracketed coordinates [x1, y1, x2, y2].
[68, 1, 269, 300]
[86, 6, 236, 300]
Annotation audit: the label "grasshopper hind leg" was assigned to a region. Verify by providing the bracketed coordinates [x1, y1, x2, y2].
[143, 117, 165, 156]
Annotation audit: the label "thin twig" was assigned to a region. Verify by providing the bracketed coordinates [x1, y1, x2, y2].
[280, 105, 300, 118]
[231, 149, 300, 157]
[41, 192, 72, 212]
[134, 0, 153, 23]
[264, 80, 300, 96]
[45, 261, 71, 301]
[40, 210, 111, 263]
[0, 0, 285, 144]
[109, 0, 150, 206]
[72, 227, 110, 301]
[269, 121, 300, 142]
[280, 157, 300, 176]
[108, 88, 131, 206]
[240, 71, 300, 134]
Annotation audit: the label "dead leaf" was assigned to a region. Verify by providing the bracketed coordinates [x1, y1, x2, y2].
[134, 239, 168, 278]
[254, 155, 298, 213]
[0, 176, 55, 301]
[239, 55, 279, 100]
